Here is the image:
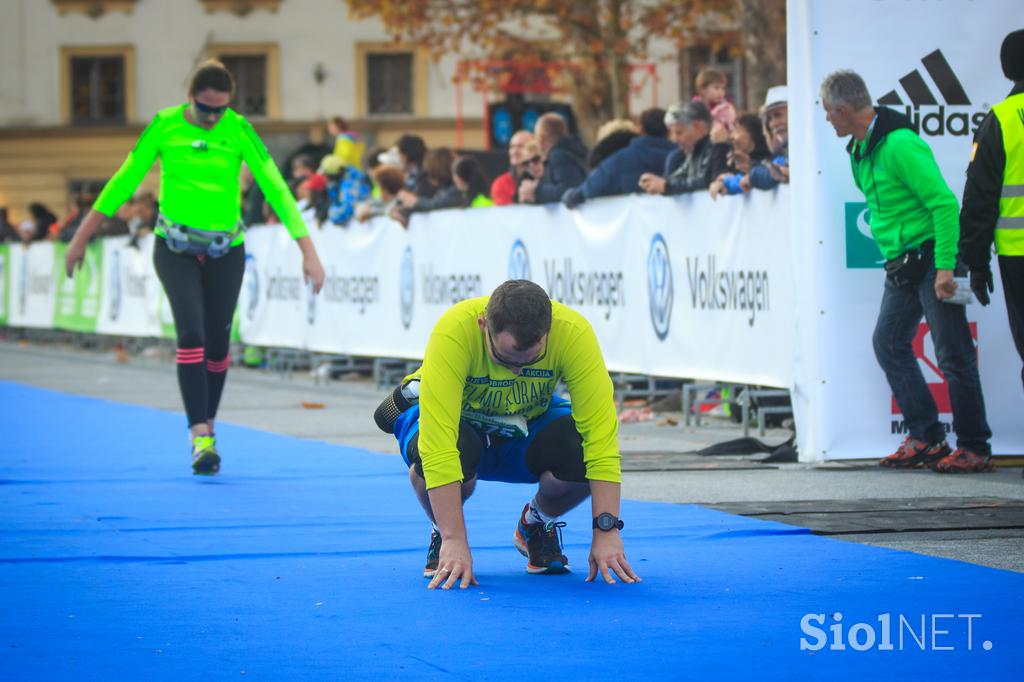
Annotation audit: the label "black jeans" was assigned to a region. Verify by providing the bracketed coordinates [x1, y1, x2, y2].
[872, 264, 992, 455]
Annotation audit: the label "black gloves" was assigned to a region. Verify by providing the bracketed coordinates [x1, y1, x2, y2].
[970, 269, 994, 306]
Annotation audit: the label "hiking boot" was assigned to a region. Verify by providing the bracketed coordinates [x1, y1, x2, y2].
[423, 530, 442, 579]
[191, 435, 220, 475]
[879, 437, 950, 468]
[513, 503, 570, 575]
[932, 448, 994, 474]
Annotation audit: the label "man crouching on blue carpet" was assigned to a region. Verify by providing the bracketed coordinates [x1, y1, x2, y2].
[374, 279, 641, 589]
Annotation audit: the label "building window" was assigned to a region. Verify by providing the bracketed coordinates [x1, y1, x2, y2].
[367, 53, 413, 115]
[70, 56, 125, 124]
[355, 43, 428, 118]
[197, 0, 280, 16]
[220, 54, 267, 117]
[206, 44, 280, 119]
[51, 0, 138, 19]
[61, 45, 136, 125]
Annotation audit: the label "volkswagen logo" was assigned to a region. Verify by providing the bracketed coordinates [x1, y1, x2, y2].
[647, 233, 673, 341]
[107, 249, 122, 321]
[244, 253, 260, 321]
[400, 246, 414, 329]
[507, 239, 531, 281]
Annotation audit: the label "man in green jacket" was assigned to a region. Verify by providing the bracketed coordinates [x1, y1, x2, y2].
[821, 70, 993, 473]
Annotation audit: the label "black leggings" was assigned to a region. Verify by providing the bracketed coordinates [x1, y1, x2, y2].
[404, 415, 587, 483]
[153, 237, 245, 427]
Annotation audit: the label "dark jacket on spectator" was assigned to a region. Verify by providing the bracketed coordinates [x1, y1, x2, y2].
[663, 136, 730, 195]
[408, 166, 439, 200]
[587, 130, 639, 170]
[534, 135, 588, 204]
[563, 135, 677, 207]
[748, 142, 789, 191]
[410, 183, 463, 212]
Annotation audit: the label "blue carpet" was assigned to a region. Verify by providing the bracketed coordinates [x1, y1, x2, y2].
[0, 380, 1021, 680]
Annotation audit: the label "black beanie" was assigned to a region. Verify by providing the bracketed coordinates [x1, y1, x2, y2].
[1002, 29, 1024, 82]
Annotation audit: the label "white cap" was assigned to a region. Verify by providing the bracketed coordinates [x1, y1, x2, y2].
[763, 85, 788, 111]
[377, 147, 401, 167]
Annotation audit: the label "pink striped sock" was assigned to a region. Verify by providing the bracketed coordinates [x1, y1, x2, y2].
[176, 347, 205, 364]
[206, 354, 231, 373]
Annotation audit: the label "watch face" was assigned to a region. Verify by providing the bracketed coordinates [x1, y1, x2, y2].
[597, 513, 617, 531]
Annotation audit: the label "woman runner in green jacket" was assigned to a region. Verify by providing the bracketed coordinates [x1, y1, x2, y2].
[65, 60, 325, 475]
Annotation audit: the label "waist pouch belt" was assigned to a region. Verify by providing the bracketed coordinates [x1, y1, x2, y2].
[883, 239, 934, 288]
[159, 214, 242, 258]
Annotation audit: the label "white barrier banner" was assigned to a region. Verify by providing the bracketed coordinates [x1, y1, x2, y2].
[789, 0, 1023, 458]
[236, 192, 794, 388]
[7, 242, 56, 329]
[96, 235, 163, 338]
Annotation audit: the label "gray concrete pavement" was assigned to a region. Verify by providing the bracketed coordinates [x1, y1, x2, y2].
[2, 338, 1022, 572]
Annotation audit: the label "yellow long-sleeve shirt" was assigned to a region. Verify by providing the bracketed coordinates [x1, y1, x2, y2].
[407, 297, 620, 489]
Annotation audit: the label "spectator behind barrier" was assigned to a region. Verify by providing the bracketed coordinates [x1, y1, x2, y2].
[363, 145, 386, 199]
[452, 156, 494, 208]
[240, 164, 265, 227]
[296, 173, 329, 224]
[744, 85, 789, 191]
[356, 165, 406, 223]
[491, 130, 533, 206]
[58, 191, 93, 242]
[320, 153, 370, 227]
[709, 112, 772, 200]
[391, 147, 457, 227]
[328, 116, 365, 171]
[291, 154, 317, 182]
[396, 133, 437, 199]
[127, 191, 157, 247]
[519, 112, 588, 204]
[639, 101, 728, 196]
[516, 141, 545, 204]
[693, 68, 737, 143]
[0, 207, 16, 243]
[586, 119, 640, 170]
[563, 108, 675, 208]
[27, 202, 57, 242]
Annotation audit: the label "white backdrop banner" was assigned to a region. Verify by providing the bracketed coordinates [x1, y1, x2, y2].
[789, 0, 1023, 459]
[239, 192, 795, 388]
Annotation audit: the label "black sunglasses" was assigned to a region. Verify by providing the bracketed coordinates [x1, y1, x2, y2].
[487, 328, 548, 370]
[526, 155, 543, 164]
[194, 100, 228, 115]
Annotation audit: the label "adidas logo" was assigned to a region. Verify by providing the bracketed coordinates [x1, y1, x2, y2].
[876, 49, 986, 137]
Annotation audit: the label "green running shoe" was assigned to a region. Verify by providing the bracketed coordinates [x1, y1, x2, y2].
[191, 435, 220, 475]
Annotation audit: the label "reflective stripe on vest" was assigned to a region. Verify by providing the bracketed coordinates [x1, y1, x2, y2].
[992, 92, 1024, 255]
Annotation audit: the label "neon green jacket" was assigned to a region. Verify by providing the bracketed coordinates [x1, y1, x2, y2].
[406, 297, 620, 490]
[848, 107, 959, 269]
[94, 105, 308, 243]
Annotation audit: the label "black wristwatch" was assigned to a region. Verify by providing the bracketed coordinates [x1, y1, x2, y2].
[592, 512, 624, 532]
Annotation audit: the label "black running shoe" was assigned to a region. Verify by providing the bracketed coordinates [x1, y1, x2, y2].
[191, 435, 220, 475]
[423, 530, 442, 578]
[513, 503, 570, 574]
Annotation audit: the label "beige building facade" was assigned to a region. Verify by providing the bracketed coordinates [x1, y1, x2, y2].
[0, 0, 691, 223]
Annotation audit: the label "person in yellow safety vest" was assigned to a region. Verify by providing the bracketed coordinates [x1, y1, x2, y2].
[960, 29, 1024, 395]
